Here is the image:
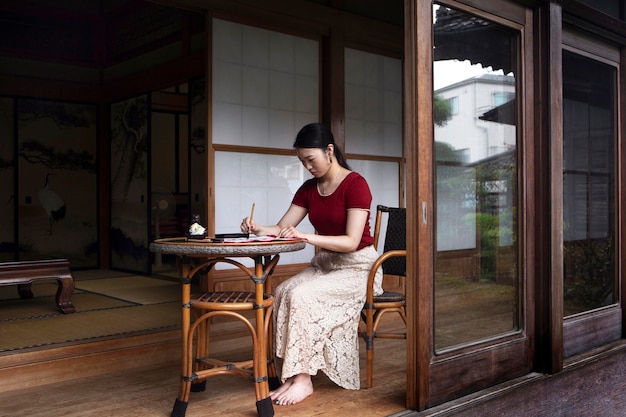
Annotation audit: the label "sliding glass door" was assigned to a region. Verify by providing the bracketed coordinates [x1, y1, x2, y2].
[561, 33, 621, 357]
[409, 0, 533, 407]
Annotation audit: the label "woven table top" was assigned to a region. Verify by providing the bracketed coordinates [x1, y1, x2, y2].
[150, 237, 306, 257]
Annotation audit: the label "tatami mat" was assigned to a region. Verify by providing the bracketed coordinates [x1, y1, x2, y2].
[0, 273, 182, 352]
[72, 269, 138, 280]
[75, 276, 180, 305]
[0, 292, 133, 321]
[0, 302, 180, 351]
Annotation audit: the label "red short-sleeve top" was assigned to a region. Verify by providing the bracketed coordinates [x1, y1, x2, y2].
[292, 172, 373, 251]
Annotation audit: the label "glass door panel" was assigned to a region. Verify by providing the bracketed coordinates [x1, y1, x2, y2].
[562, 50, 616, 316]
[433, 4, 520, 350]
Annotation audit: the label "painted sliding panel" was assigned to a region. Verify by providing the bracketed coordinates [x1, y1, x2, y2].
[212, 18, 319, 266]
[110, 95, 150, 273]
[433, 5, 519, 351]
[0, 98, 15, 261]
[17, 99, 98, 268]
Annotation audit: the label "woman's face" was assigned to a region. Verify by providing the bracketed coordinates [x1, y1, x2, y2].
[296, 146, 332, 178]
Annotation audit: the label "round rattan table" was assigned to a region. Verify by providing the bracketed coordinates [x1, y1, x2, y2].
[150, 237, 306, 417]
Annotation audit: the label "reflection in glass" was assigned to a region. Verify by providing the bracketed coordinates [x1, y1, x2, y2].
[576, 0, 619, 20]
[433, 4, 519, 350]
[562, 51, 616, 316]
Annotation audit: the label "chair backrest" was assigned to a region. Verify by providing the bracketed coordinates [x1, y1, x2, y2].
[374, 205, 406, 277]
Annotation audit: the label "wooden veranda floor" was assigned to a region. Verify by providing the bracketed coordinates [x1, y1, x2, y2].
[0, 270, 408, 417]
[2, 270, 625, 416]
[0, 336, 407, 417]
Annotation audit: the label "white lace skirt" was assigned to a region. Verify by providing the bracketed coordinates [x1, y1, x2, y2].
[273, 245, 381, 390]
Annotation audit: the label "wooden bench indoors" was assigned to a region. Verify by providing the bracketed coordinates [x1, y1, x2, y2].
[0, 259, 75, 314]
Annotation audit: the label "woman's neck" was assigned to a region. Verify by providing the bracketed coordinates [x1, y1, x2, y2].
[322, 163, 342, 182]
[318, 164, 348, 195]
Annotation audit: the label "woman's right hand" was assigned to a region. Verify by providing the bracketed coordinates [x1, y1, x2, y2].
[241, 217, 256, 234]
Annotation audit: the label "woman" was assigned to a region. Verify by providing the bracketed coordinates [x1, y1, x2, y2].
[240, 123, 383, 406]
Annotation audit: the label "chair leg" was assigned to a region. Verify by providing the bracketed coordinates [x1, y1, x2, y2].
[366, 345, 374, 389]
[266, 307, 280, 391]
[362, 308, 376, 389]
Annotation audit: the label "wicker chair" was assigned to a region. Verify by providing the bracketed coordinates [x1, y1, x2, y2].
[361, 205, 407, 388]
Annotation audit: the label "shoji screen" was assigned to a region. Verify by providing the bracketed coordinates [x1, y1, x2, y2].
[212, 18, 319, 265]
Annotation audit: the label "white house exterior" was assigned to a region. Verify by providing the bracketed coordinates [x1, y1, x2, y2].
[435, 73, 516, 164]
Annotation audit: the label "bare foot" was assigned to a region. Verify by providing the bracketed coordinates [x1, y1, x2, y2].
[273, 374, 314, 406]
[269, 377, 293, 401]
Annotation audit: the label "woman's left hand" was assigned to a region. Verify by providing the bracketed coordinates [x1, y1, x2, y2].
[278, 225, 304, 239]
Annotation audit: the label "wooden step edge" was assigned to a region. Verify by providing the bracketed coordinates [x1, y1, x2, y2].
[0, 331, 182, 394]
[0, 330, 182, 368]
[0, 323, 257, 394]
[0, 318, 255, 368]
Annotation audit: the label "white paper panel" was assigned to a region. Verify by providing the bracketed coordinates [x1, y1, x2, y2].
[344, 48, 403, 157]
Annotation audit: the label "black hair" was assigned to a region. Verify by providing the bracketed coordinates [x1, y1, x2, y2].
[293, 123, 351, 170]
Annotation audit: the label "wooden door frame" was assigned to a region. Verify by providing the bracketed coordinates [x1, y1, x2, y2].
[406, 0, 536, 409]
[535, 0, 564, 375]
[404, 0, 433, 410]
[559, 24, 624, 362]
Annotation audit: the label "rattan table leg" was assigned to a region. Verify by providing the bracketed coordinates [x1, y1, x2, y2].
[253, 255, 274, 416]
[256, 397, 274, 417]
[171, 398, 188, 417]
[173, 257, 193, 417]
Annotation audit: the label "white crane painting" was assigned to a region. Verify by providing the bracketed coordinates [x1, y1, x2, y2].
[38, 173, 66, 234]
